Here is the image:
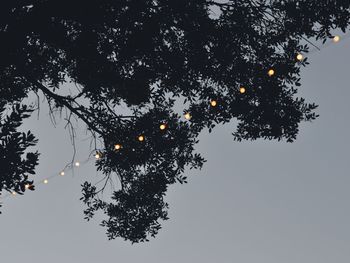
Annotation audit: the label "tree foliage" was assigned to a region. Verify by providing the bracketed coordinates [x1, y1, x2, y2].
[0, 103, 38, 212]
[1, 0, 350, 242]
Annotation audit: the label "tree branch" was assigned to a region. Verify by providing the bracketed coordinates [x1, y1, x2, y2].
[22, 75, 104, 136]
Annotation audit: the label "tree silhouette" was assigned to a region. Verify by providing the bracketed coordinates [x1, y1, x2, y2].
[1, 0, 349, 242]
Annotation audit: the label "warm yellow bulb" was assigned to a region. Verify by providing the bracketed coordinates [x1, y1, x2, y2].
[296, 54, 303, 61]
[184, 112, 191, 120]
[239, 87, 246, 94]
[268, 69, 275, 76]
[95, 153, 101, 159]
[210, 100, 217, 107]
[25, 184, 30, 190]
[333, 35, 340, 43]
[160, 124, 167, 130]
[114, 144, 122, 150]
[43, 179, 48, 184]
[12, 191, 16, 196]
[75, 162, 80, 167]
[138, 135, 145, 142]
[60, 171, 65, 176]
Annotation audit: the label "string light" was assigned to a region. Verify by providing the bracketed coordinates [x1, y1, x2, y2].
[2, 41, 344, 202]
[210, 100, 217, 107]
[1, 154, 97, 200]
[184, 112, 191, 120]
[333, 35, 340, 43]
[296, 53, 304, 61]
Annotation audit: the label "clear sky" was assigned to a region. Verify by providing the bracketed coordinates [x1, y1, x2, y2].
[1, 36, 350, 263]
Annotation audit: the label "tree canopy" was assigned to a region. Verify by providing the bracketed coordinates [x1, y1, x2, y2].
[1, 0, 350, 243]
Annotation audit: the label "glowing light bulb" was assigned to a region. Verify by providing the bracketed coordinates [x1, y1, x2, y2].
[239, 87, 246, 94]
[184, 112, 191, 120]
[160, 124, 167, 130]
[210, 100, 217, 107]
[95, 153, 101, 159]
[296, 54, 303, 61]
[43, 179, 48, 184]
[60, 171, 65, 176]
[114, 144, 122, 150]
[12, 191, 16, 196]
[268, 69, 275, 76]
[138, 135, 145, 142]
[75, 161, 80, 167]
[25, 184, 30, 190]
[333, 35, 340, 43]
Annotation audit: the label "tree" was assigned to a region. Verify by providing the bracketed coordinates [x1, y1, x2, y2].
[0, 0, 349, 243]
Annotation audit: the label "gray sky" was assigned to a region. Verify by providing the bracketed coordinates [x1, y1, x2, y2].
[1, 37, 350, 263]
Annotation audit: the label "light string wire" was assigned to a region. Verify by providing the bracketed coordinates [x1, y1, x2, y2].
[0, 155, 95, 201]
[0, 33, 348, 204]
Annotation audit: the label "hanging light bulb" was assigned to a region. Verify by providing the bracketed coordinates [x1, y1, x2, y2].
[11, 191, 16, 196]
[25, 184, 30, 190]
[210, 100, 217, 107]
[333, 35, 340, 43]
[43, 179, 48, 184]
[296, 54, 304, 61]
[95, 152, 101, 159]
[184, 112, 191, 120]
[60, 171, 65, 176]
[159, 124, 167, 130]
[75, 161, 80, 167]
[138, 135, 145, 142]
[114, 144, 122, 150]
[268, 69, 275, 76]
[239, 87, 246, 94]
